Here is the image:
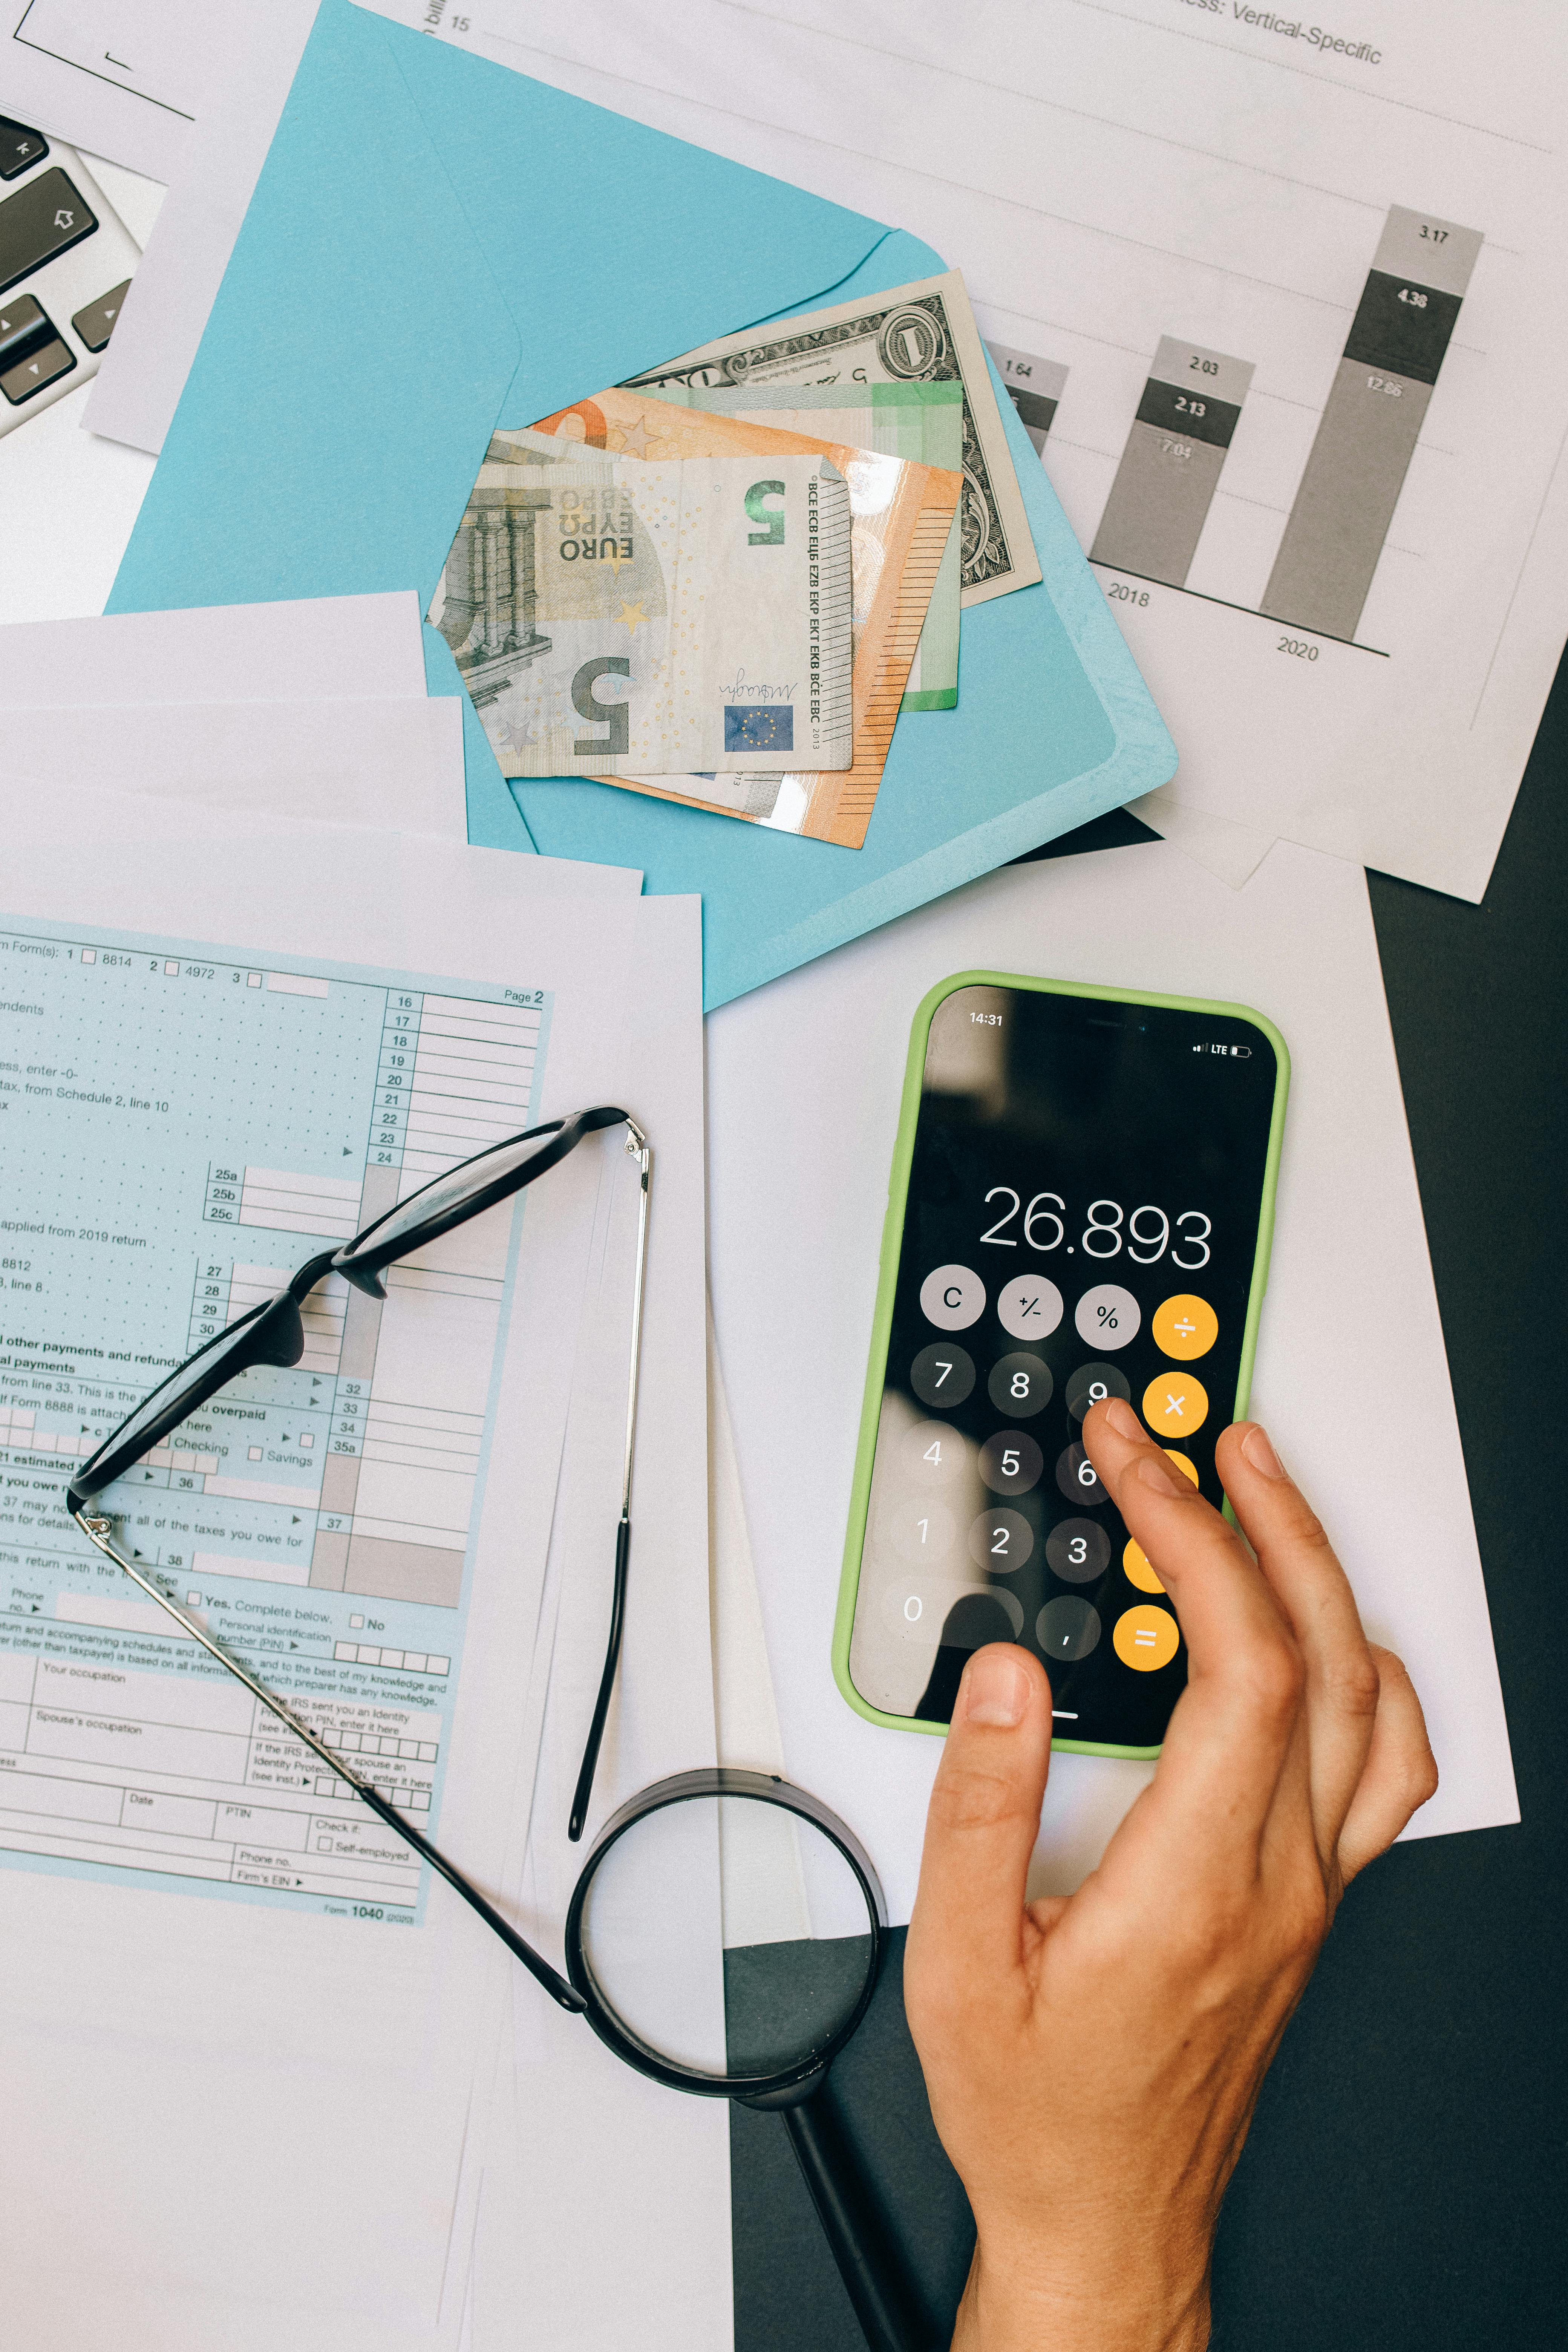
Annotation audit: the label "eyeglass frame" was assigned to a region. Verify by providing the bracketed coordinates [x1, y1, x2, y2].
[67, 1104, 651, 2009]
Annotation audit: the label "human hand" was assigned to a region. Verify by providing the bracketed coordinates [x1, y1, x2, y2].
[903, 1401, 1437, 2352]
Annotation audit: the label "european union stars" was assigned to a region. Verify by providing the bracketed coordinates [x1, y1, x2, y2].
[724, 704, 793, 753]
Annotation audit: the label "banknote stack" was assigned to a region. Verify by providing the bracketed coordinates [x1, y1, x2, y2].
[432, 270, 1039, 848]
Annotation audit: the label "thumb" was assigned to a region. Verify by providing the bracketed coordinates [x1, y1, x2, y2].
[909, 1645, 1053, 1994]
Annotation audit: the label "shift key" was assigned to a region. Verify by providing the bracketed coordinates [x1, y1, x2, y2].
[0, 167, 97, 300]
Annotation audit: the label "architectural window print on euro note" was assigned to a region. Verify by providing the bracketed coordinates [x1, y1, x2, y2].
[0, 919, 552, 1925]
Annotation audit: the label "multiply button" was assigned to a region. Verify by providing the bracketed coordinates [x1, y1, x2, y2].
[920, 1262, 986, 1331]
[1153, 1294, 1218, 1360]
[1141, 1370, 1208, 1439]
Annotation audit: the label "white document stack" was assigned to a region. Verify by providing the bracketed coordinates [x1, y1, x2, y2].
[0, 593, 724, 2350]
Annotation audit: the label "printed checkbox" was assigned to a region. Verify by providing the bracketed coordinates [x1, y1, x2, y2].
[248, 1446, 262, 1461]
[349, 1614, 363, 1629]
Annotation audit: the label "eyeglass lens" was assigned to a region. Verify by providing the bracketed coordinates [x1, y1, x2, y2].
[336, 1123, 567, 1267]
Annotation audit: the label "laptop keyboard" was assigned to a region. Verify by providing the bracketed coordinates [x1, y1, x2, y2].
[0, 116, 139, 436]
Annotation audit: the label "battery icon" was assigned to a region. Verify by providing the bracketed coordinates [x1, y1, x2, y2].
[1230, 1044, 1251, 1058]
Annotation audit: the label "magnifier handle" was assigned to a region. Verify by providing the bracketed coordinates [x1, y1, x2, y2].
[781, 2090, 929, 2352]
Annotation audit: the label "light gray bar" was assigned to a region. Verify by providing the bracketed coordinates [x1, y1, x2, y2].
[1089, 424, 1227, 588]
[986, 345, 1069, 404]
[1260, 357, 1432, 640]
[1150, 336, 1254, 407]
[1372, 206, 1483, 297]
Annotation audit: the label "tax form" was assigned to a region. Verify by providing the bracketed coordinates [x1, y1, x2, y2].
[0, 919, 556, 1920]
[0, 787, 643, 2349]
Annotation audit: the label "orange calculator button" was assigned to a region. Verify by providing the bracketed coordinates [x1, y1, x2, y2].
[1123, 1536, 1165, 1595]
[1113, 1605, 1180, 1672]
[1142, 1371, 1209, 1440]
[1153, 1294, 1218, 1360]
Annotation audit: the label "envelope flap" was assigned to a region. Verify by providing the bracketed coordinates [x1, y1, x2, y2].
[110, 0, 522, 615]
[376, 17, 895, 430]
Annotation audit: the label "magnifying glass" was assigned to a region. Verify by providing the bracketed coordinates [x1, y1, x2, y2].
[564, 1768, 927, 2352]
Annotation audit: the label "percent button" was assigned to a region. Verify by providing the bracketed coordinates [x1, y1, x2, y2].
[1073, 1283, 1141, 1349]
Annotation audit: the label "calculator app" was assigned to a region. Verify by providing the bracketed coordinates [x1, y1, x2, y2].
[847, 983, 1283, 1749]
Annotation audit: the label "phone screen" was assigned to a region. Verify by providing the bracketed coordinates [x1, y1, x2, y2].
[847, 982, 1284, 1749]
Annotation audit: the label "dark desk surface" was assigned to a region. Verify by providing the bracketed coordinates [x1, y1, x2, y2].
[732, 652, 1568, 2350]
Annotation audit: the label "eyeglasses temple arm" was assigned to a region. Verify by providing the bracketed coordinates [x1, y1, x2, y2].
[568, 1120, 651, 1843]
[70, 1507, 585, 2014]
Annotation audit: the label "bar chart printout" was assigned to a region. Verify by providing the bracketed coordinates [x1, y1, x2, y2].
[986, 344, 1069, 457]
[1090, 338, 1254, 589]
[1263, 206, 1484, 644]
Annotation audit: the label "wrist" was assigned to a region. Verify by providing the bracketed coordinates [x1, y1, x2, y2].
[951, 2235, 1212, 2352]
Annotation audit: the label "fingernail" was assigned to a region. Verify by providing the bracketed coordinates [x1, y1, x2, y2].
[1135, 1451, 1191, 1498]
[960, 1648, 1031, 1728]
[1103, 1397, 1142, 1441]
[1241, 1424, 1287, 1479]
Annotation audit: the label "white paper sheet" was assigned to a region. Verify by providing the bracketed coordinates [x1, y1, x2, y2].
[470, 895, 733, 2352]
[356, 0, 1567, 905]
[0, 0, 219, 181]
[0, 784, 645, 2348]
[83, 0, 321, 454]
[707, 839, 1517, 1927]
[0, 692, 467, 835]
[0, 588, 427, 704]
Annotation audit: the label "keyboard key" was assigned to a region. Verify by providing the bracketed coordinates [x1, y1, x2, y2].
[0, 118, 47, 183]
[0, 292, 46, 364]
[71, 279, 130, 353]
[0, 168, 98, 300]
[0, 335, 74, 405]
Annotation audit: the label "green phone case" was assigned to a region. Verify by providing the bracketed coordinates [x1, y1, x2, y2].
[832, 969, 1291, 1758]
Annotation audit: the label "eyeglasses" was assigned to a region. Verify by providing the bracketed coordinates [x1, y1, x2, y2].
[67, 1111, 920, 2350]
[69, 1106, 651, 1996]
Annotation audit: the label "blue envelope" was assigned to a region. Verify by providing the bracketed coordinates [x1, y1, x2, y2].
[109, 0, 1174, 1006]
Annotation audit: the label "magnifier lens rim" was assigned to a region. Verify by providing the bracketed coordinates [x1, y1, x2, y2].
[564, 1768, 885, 2101]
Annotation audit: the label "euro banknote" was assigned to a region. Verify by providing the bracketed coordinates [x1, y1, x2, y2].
[666, 381, 963, 711]
[532, 388, 962, 848]
[620, 270, 1039, 609]
[431, 451, 854, 776]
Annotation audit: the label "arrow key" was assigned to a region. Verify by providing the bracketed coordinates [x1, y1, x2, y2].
[72, 277, 130, 353]
[1, 332, 72, 403]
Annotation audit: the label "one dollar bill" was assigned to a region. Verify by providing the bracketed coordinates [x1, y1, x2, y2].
[431, 450, 854, 776]
[621, 269, 1040, 609]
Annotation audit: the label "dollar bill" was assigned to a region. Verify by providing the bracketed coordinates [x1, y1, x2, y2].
[430, 452, 854, 777]
[665, 382, 963, 712]
[531, 387, 962, 848]
[621, 270, 1040, 609]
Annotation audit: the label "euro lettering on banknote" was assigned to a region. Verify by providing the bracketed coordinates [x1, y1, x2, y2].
[621, 270, 1039, 609]
[533, 389, 962, 848]
[431, 450, 853, 776]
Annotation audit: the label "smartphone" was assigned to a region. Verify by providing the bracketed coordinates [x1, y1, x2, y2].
[834, 973, 1289, 1757]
